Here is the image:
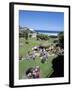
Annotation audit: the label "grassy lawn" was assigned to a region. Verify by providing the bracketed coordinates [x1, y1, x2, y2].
[19, 37, 57, 79]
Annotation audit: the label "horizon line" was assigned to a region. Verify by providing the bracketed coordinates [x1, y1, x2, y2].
[34, 30, 64, 33]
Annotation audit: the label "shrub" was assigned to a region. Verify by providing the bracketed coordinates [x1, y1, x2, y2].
[37, 34, 49, 40]
[58, 32, 64, 48]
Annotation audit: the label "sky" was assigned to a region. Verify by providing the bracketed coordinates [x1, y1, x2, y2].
[19, 10, 64, 32]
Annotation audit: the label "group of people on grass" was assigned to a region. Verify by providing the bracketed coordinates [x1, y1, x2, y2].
[25, 47, 48, 63]
[26, 51, 36, 60]
[39, 48, 48, 63]
[26, 66, 40, 79]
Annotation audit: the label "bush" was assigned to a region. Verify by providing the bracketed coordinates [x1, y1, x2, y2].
[37, 34, 49, 40]
[25, 41, 29, 44]
[58, 32, 64, 48]
[53, 40, 58, 43]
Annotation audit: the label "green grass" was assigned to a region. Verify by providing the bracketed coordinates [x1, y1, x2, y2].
[19, 38, 55, 57]
[19, 37, 57, 79]
[19, 56, 56, 79]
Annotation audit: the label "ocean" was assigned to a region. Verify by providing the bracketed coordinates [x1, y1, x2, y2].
[34, 30, 63, 36]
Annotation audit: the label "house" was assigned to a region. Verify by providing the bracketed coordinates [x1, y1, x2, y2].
[29, 33, 37, 38]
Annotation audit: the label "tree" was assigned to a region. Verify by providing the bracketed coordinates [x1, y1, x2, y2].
[36, 34, 49, 40]
[25, 32, 28, 40]
[58, 32, 64, 48]
[24, 28, 30, 44]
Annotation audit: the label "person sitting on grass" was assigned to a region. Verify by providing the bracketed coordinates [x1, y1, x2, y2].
[25, 67, 33, 79]
[26, 66, 40, 79]
[32, 66, 40, 78]
[40, 48, 45, 57]
[31, 51, 36, 60]
[32, 70, 37, 78]
[26, 51, 32, 60]
[40, 49, 48, 63]
[27, 72, 32, 79]
[35, 66, 40, 78]
[44, 50, 48, 60]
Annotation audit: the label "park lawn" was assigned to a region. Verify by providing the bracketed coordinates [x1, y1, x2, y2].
[19, 37, 55, 57]
[19, 37, 57, 79]
[19, 56, 56, 79]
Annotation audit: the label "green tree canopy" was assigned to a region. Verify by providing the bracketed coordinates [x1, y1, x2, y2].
[37, 34, 49, 40]
[58, 32, 64, 48]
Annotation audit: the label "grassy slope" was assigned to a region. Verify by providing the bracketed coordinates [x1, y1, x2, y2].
[19, 38, 56, 79]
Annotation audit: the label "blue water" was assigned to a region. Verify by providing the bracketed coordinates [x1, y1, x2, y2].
[35, 30, 63, 33]
[34, 30, 63, 36]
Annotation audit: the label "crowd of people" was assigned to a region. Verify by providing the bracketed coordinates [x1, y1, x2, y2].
[25, 66, 40, 79]
[39, 48, 48, 63]
[26, 51, 36, 60]
[25, 47, 48, 64]
[19, 45, 64, 63]
[21, 45, 64, 79]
